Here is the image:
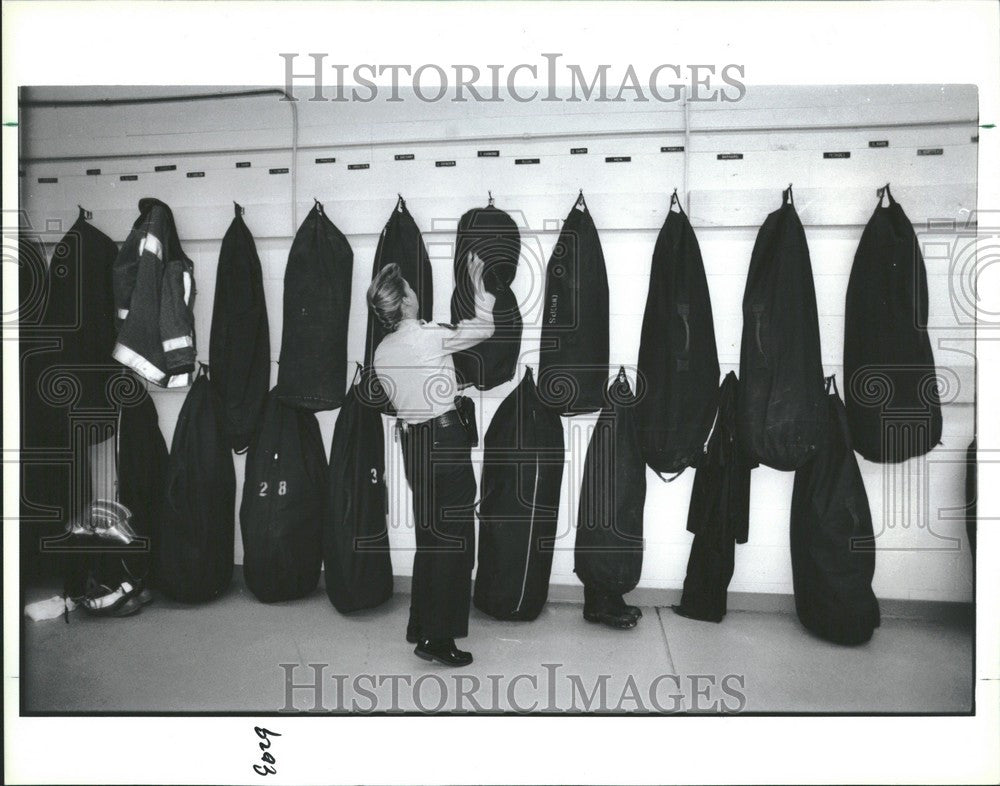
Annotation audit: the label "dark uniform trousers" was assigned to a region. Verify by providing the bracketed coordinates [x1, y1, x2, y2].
[399, 414, 477, 640]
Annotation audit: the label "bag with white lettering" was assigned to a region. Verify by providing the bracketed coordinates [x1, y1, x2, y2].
[323, 369, 393, 613]
[537, 193, 610, 415]
[241, 389, 326, 602]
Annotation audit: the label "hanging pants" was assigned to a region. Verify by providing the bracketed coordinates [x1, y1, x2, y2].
[399, 411, 477, 640]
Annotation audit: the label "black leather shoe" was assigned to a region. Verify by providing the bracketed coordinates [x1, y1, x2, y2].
[414, 638, 473, 667]
[613, 595, 643, 620]
[406, 619, 421, 644]
[583, 591, 638, 630]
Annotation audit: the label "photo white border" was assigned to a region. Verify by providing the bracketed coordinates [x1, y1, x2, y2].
[3, 2, 998, 784]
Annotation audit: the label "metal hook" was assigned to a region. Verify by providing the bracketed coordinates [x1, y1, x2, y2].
[397, 193, 405, 212]
[78, 204, 92, 220]
[313, 197, 323, 214]
[233, 201, 244, 216]
[488, 190, 494, 206]
[670, 188, 679, 207]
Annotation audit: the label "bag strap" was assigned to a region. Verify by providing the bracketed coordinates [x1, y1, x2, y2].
[669, 187, 686, 216]
[877, 183, 895, 208]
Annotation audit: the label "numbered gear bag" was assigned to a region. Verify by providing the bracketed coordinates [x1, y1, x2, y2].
[323, 368, 393, 613]
[240, 390, 326, 602]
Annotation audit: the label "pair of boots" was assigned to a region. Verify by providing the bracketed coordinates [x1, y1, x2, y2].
[406, 616, 473, 667]
[583, 586, 642, 630]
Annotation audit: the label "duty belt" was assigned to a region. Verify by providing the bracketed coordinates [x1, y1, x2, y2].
[397, 407, 462, 433]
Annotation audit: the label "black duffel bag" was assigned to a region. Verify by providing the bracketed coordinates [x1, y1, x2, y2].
[791, 376, 881, 645]
[364, 195, 434, 367]
[537, 192, 609, 415]
[738, 186, 826, 471]
[474, 367, 565, 620]
[574, 367, 646, 595]
[636, 193, 720, 475]
[450, 203, 524, 390]
[158, 368, 236, 602]
[844, 185, 942, 463]
[241, 389, 326, 602]
[323, 367, 393, 613]
[277, 201, 353, 411]
[209, 204, 271, 451]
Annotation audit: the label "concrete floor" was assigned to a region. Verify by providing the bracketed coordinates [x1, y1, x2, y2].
[22, 574, 973, 714]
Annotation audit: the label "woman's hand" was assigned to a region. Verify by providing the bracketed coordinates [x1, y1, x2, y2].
[468, 252, 496, 317]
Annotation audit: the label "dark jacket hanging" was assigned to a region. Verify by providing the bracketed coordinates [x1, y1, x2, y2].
[21, 213, 118, 580]
[277, 202, 353, 411]
[157, 369, 236, 602]
[450, 204, 523, 390]
[240, 389, 326, 603]
[474, 367, 565, 620]
[636, 196, 720, 474]
[738, 186, 826, 471]
[844, 185, 942, 463]
[574, 368, 646, 595]
[210, 205, 271, 451]
[791, 376, 880, 645]
[112, 198, 196, 389]
[364, 196, 434, 367]
[323, 369, 393, 613]
[537, 194, 610, 415]
[673, 371, 751, 623]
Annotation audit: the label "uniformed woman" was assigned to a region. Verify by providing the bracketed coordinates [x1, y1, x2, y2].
[368, 255, 495, 666]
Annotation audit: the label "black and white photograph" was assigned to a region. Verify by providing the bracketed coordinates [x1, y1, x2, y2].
[4, 1, 999, 784]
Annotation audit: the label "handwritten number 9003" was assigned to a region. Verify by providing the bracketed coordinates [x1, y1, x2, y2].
[253, 727, 281, 776]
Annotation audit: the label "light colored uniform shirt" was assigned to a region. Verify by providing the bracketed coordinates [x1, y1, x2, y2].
[373, 314, 494, 424]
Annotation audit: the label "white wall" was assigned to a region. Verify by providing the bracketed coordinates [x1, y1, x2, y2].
[19, 84, 977, 602]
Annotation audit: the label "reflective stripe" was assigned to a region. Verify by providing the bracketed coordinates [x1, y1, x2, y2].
[166, 372, 192, 388]
[162, 335, 193, 352]
[515, 453, 541, 614]
[182, 270, 192, 305]
[117, 308, 129, 319]
[138, 233, 163, 259]
[112, 343, 166, 385]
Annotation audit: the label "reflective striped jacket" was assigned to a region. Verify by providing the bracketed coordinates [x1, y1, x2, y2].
[112, 198, 196, 388]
